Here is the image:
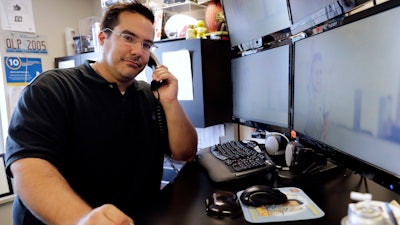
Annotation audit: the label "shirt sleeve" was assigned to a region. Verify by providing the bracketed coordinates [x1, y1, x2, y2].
[5, 73, 71, 177]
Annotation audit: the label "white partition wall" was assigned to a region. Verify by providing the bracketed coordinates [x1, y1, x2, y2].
[0, 53, 9, 153]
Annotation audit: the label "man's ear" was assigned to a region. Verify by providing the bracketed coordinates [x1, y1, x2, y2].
[98, 31, 107, 46]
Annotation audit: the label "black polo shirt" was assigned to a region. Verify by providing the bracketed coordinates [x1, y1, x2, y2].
[5, 61, 170, 224]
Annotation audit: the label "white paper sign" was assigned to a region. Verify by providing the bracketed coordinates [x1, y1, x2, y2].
[162, 50, 194, 101]
[0, 0, 36, 32]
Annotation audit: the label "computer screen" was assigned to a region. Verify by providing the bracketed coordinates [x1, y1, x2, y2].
[221, 0, 291, 47]
[288, 0, 370, 35]
[232, 44, 291, 133]
[293, 1, 400, 191]
[289, 0, 336, 24]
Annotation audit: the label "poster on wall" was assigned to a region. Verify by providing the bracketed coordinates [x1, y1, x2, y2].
[4, 56, 42, 84]
[0, 0, 36, 33]
[3, 31, 48, 54]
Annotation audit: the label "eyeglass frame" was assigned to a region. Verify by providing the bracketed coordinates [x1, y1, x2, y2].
[103, 28, 157, 52]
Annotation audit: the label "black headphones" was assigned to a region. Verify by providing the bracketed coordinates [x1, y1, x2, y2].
[264, 131, 327, 174]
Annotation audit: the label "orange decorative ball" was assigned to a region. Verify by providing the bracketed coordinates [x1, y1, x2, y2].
[205, 0, 223, 33]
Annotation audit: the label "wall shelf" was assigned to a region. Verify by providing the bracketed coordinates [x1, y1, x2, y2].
[153, 1, 206, 21]
[155, 1, 206, 11]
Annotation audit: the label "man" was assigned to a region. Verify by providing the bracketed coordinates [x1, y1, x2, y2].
[5, 1, 198, 225]
[305, 52, 329, 141]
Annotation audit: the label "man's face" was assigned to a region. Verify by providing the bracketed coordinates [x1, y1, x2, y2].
[99, 11, 155, 84]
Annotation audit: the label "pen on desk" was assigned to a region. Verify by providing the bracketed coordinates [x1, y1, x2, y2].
[386, 202, 399, 225]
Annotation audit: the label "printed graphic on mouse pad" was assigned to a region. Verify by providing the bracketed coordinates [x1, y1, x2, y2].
[237, 187, 324, 223]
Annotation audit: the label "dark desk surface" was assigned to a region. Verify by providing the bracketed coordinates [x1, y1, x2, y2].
[139, 161, 399, 225]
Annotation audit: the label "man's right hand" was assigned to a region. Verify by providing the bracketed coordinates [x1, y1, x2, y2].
[78, 204, 134, 225]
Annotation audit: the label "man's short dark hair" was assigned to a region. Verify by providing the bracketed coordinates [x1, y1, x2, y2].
[100, 0, 155, 31]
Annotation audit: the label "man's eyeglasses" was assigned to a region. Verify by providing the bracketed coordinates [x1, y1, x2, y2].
[103, 28, 157, 52]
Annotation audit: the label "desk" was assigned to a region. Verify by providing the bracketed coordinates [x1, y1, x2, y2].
[138, 161, 399, 225]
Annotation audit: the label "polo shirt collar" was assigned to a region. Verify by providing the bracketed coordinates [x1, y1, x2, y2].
[80, 60, 148, 92]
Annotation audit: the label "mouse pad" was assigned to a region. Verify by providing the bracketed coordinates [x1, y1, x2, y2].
[237, 187, 325, 223]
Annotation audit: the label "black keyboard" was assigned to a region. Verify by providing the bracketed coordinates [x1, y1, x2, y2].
[197, 140, 275, 182]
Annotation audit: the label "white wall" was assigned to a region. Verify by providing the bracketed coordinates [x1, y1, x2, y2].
[0, 197, 13, 225]
[30, 0, 102, 70]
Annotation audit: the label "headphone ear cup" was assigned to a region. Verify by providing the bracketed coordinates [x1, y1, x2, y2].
[265, 135, 279, 155]
[285, 141, 305, 167]
[285, 143, 295, 167]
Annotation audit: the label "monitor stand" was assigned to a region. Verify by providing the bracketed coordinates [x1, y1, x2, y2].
[276, 161, 341, 185]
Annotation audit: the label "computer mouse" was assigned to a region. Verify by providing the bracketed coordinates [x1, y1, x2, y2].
[240, 185, 288, 206]
[205, 191, 242, 218]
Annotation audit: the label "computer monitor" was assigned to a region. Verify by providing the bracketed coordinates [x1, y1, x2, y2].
[288, 0, 337, 24]
[288, 0, 370, 35]
[292, 1, 400, 192]
[221, 0, 291, 47]
[232, 43, 291, 134]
